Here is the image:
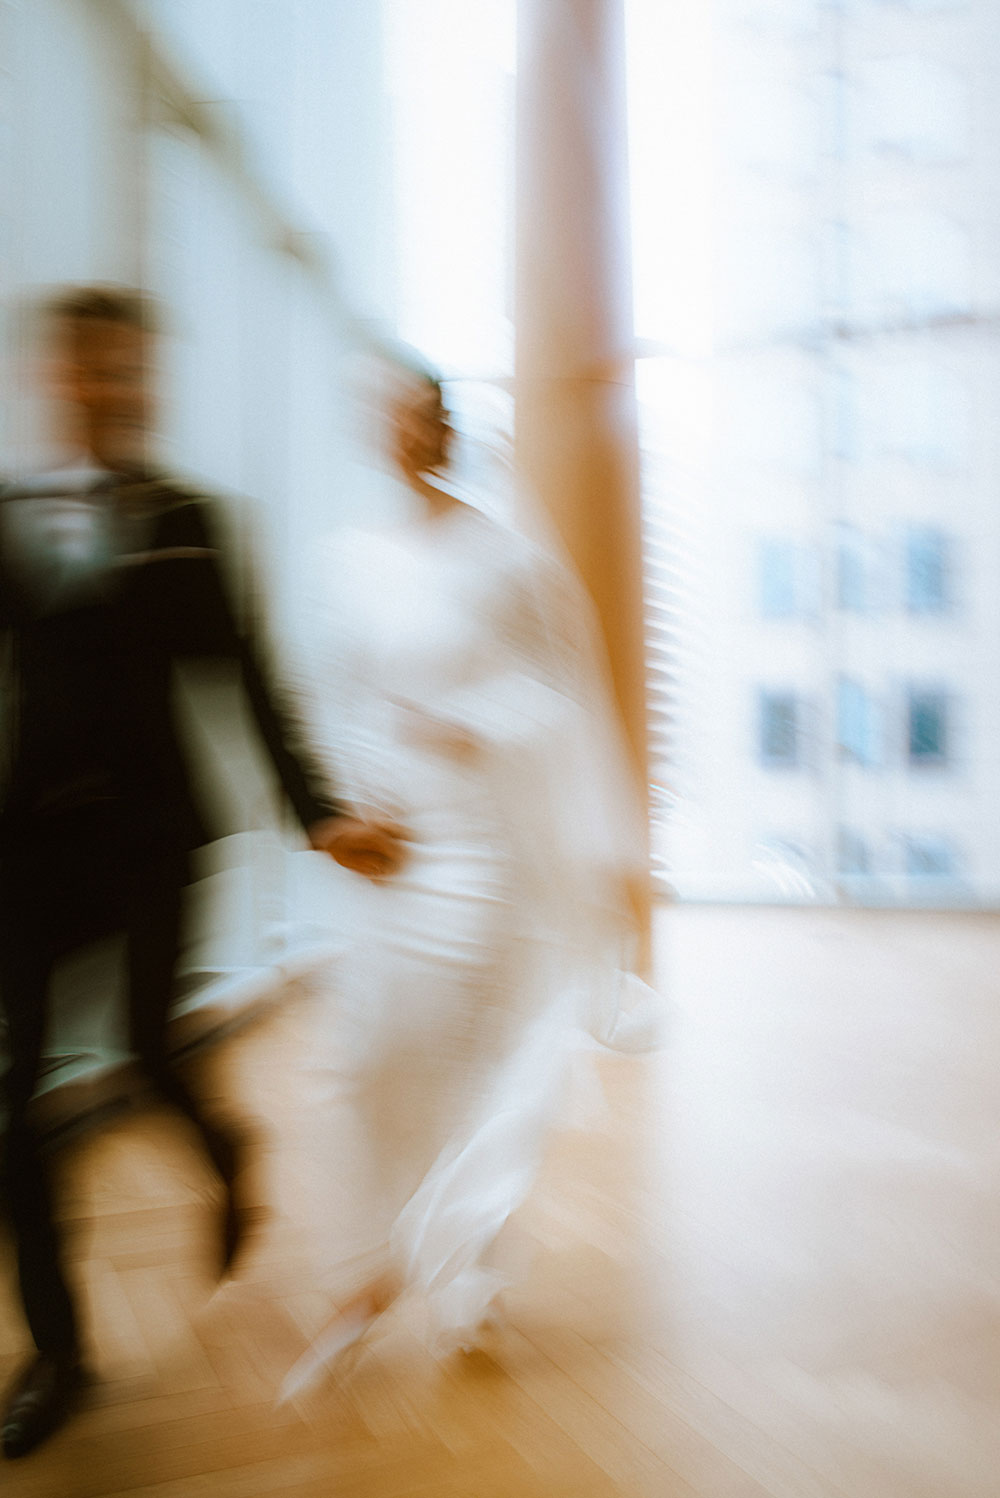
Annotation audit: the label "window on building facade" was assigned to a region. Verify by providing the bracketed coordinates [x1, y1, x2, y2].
[862, 211, 970, 323]
[836, 544, 865, 610]
[758, 539, 795, 617]
[905, 526, 951, 614]
[759, 690, 808, 767]
[907, 689, 950, 766]
[835, 524, 875, 612]
[836, 677, 879, 765]
[837, 827, 872, 875]
[874, 361, 968, 469]
[864, 56, 968, 165]
[903, 834, 957, 876]
[757, 537, 819, 617]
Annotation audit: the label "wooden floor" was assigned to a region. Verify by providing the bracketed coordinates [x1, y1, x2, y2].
[1, 906, 998, 1497]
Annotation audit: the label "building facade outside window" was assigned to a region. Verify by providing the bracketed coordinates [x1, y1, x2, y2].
[630, 0, 996, 907]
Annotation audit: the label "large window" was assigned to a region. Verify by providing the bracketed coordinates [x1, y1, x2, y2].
[631, 0, 998, 906]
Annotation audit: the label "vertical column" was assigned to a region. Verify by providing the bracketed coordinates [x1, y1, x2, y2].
[515, 0, 651, 936]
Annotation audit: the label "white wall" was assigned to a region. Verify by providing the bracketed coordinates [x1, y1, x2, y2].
[0, 0, 390, 1085]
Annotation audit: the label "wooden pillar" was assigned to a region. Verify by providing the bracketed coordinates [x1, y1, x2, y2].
[515, 0, 651, 945]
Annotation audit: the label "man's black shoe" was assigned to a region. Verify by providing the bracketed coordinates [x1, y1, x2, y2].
[1, 1352, 87, 1458]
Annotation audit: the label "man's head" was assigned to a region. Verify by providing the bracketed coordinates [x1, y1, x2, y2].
[42, 285, 159, 473]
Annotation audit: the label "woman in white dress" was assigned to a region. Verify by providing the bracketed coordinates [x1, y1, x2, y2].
[282, 361, 657, 1396]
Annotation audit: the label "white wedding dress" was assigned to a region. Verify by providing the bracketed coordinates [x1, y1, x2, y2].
[301, 499, 659, 1352]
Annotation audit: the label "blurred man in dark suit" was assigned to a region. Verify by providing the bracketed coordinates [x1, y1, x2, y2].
[0, 286, 402, 1458]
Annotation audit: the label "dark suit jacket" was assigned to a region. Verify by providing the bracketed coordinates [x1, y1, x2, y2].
[0, 471, 342, 858]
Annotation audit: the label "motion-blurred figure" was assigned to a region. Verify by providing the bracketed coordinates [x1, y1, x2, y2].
[281, 357, 659, 1399]
[0, 286, 402, 1458]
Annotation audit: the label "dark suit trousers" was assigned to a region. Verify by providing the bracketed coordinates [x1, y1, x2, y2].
[0, 813, 231, 1356]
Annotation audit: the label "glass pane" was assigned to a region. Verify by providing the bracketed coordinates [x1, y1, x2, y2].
[631, 0, 997, 906]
